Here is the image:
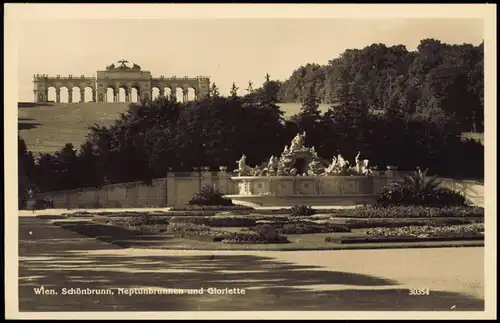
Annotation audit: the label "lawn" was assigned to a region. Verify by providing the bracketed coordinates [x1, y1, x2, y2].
[18, 102, 129, 154]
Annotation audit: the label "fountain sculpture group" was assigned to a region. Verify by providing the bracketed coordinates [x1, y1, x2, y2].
[234, 132, 372, 177]
[226, 132, 388, 208]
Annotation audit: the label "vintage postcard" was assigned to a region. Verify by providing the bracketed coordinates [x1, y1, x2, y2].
[4, 3, 496, 320]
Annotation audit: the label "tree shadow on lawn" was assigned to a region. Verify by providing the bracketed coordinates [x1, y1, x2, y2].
[18, 118, 41, 130]
[18, 252, 484, 312]
[19, 219, 484, 312]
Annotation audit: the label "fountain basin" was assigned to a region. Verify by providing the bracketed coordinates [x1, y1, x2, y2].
[226, 176, 377, 208]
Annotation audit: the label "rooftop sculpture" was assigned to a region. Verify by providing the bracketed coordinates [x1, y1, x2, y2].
[105, 60, 141, 71]
[234, 132, 373, 177]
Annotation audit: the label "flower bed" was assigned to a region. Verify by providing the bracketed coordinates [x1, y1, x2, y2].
[345, 218, 482, 229]
[167, 216, 257, 227]
[94, 215, 170, 226]
[169, 205, 255, 211]
[365, 223, 484, 238]
[221, 231, 289, 244]
[277, 222, 350, 235]
[327, 205, 484, 218]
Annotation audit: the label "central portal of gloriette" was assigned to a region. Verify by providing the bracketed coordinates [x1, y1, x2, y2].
[32, 60, 210, 103]
[226, 132, 387, 207]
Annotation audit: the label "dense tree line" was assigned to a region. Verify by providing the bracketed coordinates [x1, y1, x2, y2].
[278, 38, 484, 133]
[18, 38, 484, 199]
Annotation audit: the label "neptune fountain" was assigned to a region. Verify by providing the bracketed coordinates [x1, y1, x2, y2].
[226, 132, 388, 207]
[234, 132, 372, 177]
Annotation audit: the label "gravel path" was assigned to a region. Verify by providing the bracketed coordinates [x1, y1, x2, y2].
[18, 217, 484, 312]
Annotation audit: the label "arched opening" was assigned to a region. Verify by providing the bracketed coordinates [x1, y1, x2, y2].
[187, 87, 196, 101]
[152, 87, 161, 100]
[106, 87, 115, 102]
[60, 87, 69, 103]
[293, 158, 309, 175]
[118, 87, 127, 102]
[72, 87, 82, 103]
[84, 87, 93, 102]
[130, 88, 139, 103]
[176, 88, 184, 103]
[47, 87, 57, 102]
[164, 87, 172, 99]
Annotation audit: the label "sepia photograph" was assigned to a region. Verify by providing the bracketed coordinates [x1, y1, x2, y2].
[4, 3, 496, 320]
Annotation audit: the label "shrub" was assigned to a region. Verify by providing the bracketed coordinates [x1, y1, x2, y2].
[376, 168, 466, 207]
[329, 205, 484, 218]
[32, 197, 54, 210]
[188, 184, 234, 206]
[278, 222, 350, 234]
[290, 205, 316, 217]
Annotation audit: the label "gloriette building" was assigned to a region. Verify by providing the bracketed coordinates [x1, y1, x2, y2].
[32, 60, 210, 103]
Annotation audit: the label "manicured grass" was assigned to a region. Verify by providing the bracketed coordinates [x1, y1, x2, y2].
[18, 102, 129, 154]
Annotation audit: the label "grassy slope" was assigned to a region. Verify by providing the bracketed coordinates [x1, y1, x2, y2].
[18, 102, 129, 154]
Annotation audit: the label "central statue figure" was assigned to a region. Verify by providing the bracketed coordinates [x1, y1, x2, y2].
[289, 131, 306, 152]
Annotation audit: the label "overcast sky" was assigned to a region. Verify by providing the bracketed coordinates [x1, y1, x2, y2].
[16, 17, 483, 101]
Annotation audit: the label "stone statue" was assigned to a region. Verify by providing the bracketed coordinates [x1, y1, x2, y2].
[290, 131, 306, 152]
[118, 59, 129, 68]
[325, 156, 338, 174]
[132, 63, 141, 69]
[106, 63, 115, 70]
[235, 155, 252, 176]
[355, 151, 362, 174]
[252, 165, 263, 176]
[337, 154, 349, 170]
[282, 145, 289, 155]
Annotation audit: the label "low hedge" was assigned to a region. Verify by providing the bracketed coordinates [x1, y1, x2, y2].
[221, 231, 289, 244]
[168, 216, 257, 227]
[365, 223, 484, 238]
[95, 215, 170, 227]
[345, 218, 482, 229]
[328, 205, 484, 218]
[169, 205, 255, 211]
[166, 222, 212, 237]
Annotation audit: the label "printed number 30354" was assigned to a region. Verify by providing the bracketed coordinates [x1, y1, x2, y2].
[409, 288, 430, 295]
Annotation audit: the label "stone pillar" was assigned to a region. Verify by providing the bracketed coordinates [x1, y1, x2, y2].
[201, 169, 213, 188]
[56, 89, 61, 103]
[125, 89, 130, 102]
[80, 90, 85, 103]
[166, 172, 176, 206]
[92, 90, 96, 102]
[217, 168, 230, 194]
[68, 91, 73, 103]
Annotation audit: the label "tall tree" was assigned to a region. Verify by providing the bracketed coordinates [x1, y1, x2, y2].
[229, 82, 239, 98]
[209, 82, 220, 98]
